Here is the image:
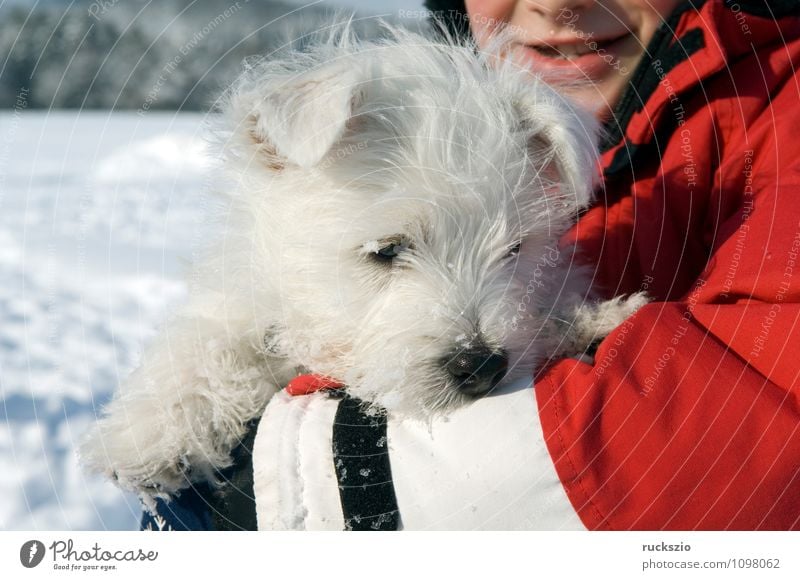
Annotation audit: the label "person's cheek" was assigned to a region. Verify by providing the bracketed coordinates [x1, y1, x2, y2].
[464, 0, 516, 46]
[649, 0, 684, 16]
[635, 0, 684, 34]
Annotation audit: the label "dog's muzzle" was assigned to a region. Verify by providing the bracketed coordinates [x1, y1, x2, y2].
[442, 347, 509, 396]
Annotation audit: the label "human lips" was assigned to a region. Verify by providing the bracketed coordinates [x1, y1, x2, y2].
[512, 33, 633, 78]
[524, 33, 630, 60]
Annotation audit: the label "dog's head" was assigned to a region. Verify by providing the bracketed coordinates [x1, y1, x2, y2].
[217, 27, 598, 415]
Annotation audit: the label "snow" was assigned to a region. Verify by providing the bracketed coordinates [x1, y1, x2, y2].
[362, 240, 380, 254]
[0, 110, 217, 530]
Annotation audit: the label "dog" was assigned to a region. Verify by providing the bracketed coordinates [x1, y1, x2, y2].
[80, 25, 647, 505]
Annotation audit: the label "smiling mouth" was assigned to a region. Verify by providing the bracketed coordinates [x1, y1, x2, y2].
[525, 34, 629, 60]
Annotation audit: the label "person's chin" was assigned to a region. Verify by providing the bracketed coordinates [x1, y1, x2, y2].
[565, 79, 628, 119]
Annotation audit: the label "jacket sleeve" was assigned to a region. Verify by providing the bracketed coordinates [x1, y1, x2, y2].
[535, 83, 800, 531]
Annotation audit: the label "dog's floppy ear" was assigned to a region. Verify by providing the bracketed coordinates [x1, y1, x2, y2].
[512, 82, 600, 210]
[242, 59, 368, 169]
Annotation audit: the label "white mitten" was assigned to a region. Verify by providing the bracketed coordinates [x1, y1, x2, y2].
[253, 375, 584, 530]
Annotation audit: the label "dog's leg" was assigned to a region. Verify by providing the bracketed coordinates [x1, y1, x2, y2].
[80, 292, 293, 505]
[554, 292, 651, 360]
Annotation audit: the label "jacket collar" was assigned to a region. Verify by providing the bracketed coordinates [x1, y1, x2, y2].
[601, 0, 800, 176]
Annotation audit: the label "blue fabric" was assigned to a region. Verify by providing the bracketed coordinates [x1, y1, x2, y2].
[140, 484, 216, 531]
[139, 419, 260, 531]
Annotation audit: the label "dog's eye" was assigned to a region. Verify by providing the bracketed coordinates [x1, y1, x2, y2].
[506, 241, 522, 258]
[376, 244, 402, 260]
[375, 240, 408, 261]
[366, 237, 410, 263]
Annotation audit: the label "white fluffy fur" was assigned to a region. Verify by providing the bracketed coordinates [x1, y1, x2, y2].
[80, 24, 646, 503]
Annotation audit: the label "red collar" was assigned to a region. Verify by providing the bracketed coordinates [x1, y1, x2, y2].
[285, 374, 344, 396]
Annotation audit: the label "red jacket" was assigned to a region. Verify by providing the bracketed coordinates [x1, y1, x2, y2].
[537, 0, 800, 530]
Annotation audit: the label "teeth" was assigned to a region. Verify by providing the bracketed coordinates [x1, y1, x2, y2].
[532, 42, 595, 59]
[557, 44, 592, 57]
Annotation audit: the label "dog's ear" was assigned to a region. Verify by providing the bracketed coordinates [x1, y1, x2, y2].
[239, 59, 368, 169]
[512, 82, 600, 210]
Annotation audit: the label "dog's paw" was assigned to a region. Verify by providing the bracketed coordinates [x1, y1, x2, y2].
[610, 291, 651, 326]
[586, 291, 651, 337]
[79, 414, 195, 500]
[558, 292, 651, 358]
[80, 311, 290, 500]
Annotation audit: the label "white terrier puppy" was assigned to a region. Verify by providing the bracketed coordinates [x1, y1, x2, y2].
[81, 25, 646, 503]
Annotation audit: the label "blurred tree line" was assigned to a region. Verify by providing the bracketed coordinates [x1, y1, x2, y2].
[0, 0, 396, 110]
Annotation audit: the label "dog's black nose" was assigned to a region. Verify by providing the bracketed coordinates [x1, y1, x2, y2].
[444, 348, 508, 396]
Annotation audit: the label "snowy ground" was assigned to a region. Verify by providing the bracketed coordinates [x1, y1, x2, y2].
[0, 110, 220, 530]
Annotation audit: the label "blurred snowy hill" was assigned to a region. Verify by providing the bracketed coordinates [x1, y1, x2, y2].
[0, 0, 426, 111]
